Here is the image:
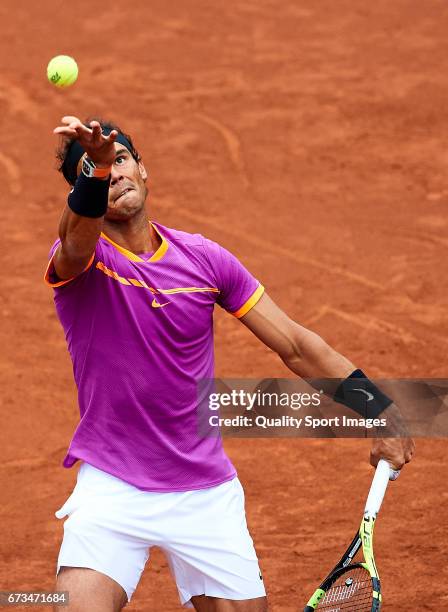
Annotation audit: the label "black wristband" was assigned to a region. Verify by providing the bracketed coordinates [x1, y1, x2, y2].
[68, 172, 110, 218]
[334, 369, 393, 418]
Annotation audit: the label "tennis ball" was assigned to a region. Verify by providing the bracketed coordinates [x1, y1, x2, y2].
[47, 55, 78, 88]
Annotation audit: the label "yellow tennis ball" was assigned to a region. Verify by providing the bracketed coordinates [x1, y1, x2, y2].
[47, 55, 78, 88]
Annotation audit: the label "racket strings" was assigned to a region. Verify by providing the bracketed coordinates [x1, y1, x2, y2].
[317, 566, 373, 610]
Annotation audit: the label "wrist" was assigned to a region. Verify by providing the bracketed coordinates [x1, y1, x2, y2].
[68, 172, 110, 218]
[376, 402, 410, 437]
[93, 161, 113, 169]
[333, 369, 393, 419]
[82, 157, 112, 179]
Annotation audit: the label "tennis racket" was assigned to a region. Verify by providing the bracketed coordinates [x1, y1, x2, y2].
[304, 459, 397, 611]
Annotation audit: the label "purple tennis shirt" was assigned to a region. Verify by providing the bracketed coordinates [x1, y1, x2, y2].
[45, 222, 264, 491]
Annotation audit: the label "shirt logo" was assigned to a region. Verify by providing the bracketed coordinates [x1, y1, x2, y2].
[151, 298, 170, 308]
[95, 261, 219, 306]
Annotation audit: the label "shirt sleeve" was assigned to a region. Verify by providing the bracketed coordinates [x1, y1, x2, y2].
[44, 239, 96, 288]
[202, 238, 264, 318]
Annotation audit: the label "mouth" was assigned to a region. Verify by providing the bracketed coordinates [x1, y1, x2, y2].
[114, 187, 134, 202]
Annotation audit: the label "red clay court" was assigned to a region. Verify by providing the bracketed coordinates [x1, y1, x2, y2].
[0, 1, 447, 609]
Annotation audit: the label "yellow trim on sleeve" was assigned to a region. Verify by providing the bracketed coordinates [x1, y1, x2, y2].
[44, 252, 95, 288]
[231, 284, 265, 318]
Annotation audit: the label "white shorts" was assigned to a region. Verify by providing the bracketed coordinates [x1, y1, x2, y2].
[55, 463, 266, 606]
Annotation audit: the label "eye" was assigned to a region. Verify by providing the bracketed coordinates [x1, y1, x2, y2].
[115, 155, 127, 165]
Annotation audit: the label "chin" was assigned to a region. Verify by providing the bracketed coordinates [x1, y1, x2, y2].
[105, 201, 145, 221]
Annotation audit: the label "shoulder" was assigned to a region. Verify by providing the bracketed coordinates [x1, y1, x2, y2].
[153, 221, 217, 265]
[153, 221, 233, 259]
[153, 221, 207, 247]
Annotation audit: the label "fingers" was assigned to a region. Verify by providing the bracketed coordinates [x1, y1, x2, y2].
[369, 453, 380, 468]
[63, 117, 89, 133]
[389, 468, 401, 481]
[53, 118, 118, 146]
[94, 124, 118, 143]
[61, 115, 82, 125]
[88, 121, 117, 141]
[53, 116, 91, 139]
[52, 117, 118, 166]
[89, 121, 116, 146]
[53, 127, 78, 137]
[404, 439, 415, 463]
[90, 120, 102, 137]
[370, 439, 401, 469]
[374, 457, 405, 471]
[370, 437, 415, 473]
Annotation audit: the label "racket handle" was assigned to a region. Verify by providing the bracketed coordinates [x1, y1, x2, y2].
[364, 459, 393, 518]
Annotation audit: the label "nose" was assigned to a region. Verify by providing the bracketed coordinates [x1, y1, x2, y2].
[110, 166, 124, 186]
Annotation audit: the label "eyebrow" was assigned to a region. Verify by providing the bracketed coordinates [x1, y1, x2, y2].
[115, 148, 130, 157]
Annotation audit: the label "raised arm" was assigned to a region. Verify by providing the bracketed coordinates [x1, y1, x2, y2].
[241, 292, 415, 470]
[52, 117, 117, 280]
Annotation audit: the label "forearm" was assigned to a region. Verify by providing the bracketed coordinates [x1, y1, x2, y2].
[241, 293, 414, 468]
[283, 329, 414, 464]
[281, 327, 354, 379]
[54, 174, 110, 279]
[59, 205, 103, 249]
[283, 333, 407, 428]
[54, 208, 103, 277]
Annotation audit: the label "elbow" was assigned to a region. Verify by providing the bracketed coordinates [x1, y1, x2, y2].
[279, 326, 325, 360]
[278, 327, 331, 377]
[277, 332, 305, 374]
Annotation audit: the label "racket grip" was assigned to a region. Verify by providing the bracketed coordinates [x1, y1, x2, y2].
[364, 459, 392, 518]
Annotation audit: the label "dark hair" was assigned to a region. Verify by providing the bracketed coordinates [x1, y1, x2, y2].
[56, 117, 141, 185]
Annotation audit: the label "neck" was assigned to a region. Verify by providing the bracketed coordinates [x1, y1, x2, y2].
[102, 209, 160, 254]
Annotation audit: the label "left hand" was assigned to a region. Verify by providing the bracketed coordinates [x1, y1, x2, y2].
[370, 437, 415, 471]
[53, 116, 118, 167]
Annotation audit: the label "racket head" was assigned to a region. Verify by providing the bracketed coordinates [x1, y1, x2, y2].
[308, 563, 381, 611]
[304, 519, 382, 612]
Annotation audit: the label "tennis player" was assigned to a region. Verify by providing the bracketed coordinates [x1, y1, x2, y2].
[46, 116, 414, 611]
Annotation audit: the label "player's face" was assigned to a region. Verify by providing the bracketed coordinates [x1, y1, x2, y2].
[105, 143, 148, 221]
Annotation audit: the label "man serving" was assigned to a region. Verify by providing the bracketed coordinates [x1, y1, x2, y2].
[46, 116, 414, 611]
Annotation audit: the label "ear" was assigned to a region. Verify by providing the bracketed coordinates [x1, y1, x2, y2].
[138, 161, 148, 181]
